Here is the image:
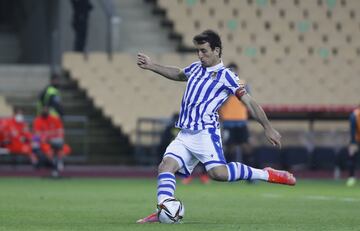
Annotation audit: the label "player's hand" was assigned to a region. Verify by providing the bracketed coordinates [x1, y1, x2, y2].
[238, 79, 246, 88]
[348, 144, 358, 156]
[137, 53, 152, 70]
[265, 127, 282, 148]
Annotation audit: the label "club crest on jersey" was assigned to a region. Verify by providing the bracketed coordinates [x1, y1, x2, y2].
[211, 72, 217, 79]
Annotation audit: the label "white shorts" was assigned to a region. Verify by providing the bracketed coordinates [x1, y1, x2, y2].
[163, 128, 227, 177]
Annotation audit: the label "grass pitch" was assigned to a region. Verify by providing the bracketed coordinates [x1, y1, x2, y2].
[0, 177, 359, 231]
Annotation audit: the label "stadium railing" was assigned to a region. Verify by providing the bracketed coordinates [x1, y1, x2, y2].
[135, 117, 171, 165]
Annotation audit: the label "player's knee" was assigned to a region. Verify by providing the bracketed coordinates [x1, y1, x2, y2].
[207, 167, 228, 181]
[158, 157, 180, 174]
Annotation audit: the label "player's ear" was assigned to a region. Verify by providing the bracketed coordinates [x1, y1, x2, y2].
[214, 47, 220, 56]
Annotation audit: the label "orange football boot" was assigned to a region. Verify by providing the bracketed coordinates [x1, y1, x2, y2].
[264, 167, 296, 186]
[136, 212, 159, 224]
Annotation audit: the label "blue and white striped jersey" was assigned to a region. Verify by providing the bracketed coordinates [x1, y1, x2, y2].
[175, 61, 246, 130]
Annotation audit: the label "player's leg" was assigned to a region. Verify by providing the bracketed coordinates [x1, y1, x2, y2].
[206, 164, 295, 185]
[157, 157, 180, 203]
[136, 156, 180, 224]
[50, 138, 65, 173]
[206, 163, 268, 182]
[199, 128, 295, 185]
[21, 143, 39, 166]
[347, 150, 358, 187]
[137, 136, 197, 224]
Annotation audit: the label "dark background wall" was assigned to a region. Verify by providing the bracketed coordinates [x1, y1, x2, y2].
[0, 0, 107, 64]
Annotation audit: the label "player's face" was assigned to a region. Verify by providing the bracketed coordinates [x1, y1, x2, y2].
[194, 42, 220, 67]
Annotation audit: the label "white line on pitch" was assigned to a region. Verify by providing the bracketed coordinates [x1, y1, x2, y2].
[305, 195, 335, 201]
[262, 193, 282, 198]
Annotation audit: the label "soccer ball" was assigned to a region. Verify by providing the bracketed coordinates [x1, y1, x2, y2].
[157, 198, 185, 224]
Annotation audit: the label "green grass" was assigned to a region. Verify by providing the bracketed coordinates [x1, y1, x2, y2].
[0, 177, 359, 231]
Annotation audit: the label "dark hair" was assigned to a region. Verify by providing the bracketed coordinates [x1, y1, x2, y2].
[193, 30, 222, 57]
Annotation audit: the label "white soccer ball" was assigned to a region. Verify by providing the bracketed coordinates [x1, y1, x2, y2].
[157, 198, 185, 224]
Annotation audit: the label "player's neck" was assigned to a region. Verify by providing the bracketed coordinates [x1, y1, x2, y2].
[205, 59, 223, 72]
[209, 58, 221, 67]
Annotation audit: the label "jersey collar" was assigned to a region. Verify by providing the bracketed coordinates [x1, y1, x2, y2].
[205, 60, 224, 72]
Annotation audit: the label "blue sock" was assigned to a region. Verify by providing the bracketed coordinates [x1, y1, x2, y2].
[157, 172, 176, 204]
[226, 162, 268, 182]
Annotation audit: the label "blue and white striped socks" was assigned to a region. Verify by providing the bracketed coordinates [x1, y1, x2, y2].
[226, 162, 269, 182]
[156, 165, 267, 203]
[157, 172, 176, 204]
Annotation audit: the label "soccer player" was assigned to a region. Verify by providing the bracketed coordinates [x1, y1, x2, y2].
[347, 105, 360, 187]
[136, 30, 296, 223]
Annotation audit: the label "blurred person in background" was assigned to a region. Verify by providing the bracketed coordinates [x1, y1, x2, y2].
[0, 108, 38, 165]
[71, 0, 93, 52]
[219, 63, 253, 171]
[181, 164, 210, 184]
[157, 113, 181, 160]
[32, 107, 71, 177]
[0, 117, 9, 154]
[37, 74, 63, 119]
[347, 105, 360, 187]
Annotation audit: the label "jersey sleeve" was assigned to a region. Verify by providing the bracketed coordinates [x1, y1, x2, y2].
[223, 69, 247, 96]
[182, 61, 200, 79]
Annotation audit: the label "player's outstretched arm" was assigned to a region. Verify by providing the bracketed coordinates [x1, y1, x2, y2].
[238, 93, 282, 148]
[137, 53, 187, 81]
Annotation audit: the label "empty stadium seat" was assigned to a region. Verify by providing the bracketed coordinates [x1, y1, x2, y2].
[253, 146, 282, 168]
[281, 146, 310, 171]
[310, 146, 336, 170]
[154, 0, 360, 106]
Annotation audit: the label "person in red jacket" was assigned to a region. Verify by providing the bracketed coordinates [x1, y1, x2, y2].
[0, 117, 10, 154]
[32, 107, 71, 176]
[1, 108, 38, 164]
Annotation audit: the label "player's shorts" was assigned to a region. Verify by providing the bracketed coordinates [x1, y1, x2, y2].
[163, 128, 226, 177]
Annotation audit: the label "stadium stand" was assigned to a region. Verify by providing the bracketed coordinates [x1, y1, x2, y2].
[63, 49, 354, 141]
[156, 0, 360, 105]
[63, 52, 197, 141]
